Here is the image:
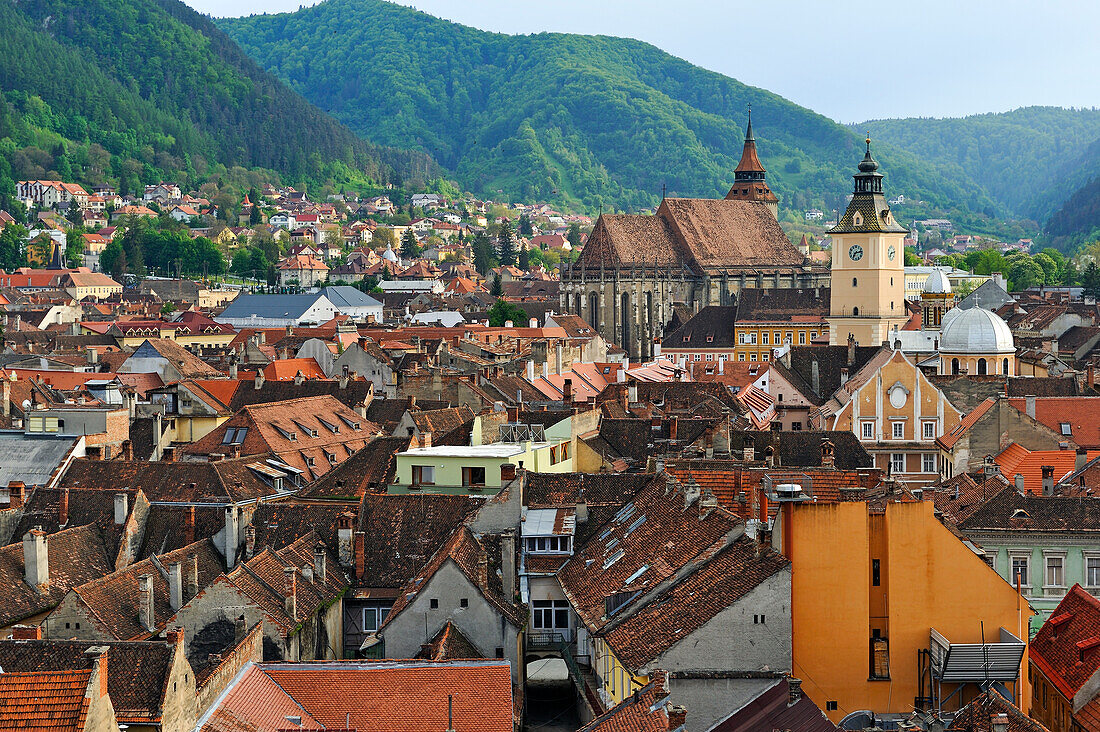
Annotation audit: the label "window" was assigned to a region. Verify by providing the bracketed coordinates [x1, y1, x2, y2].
[762, 352, 770, 361]
[892, 421, 904, 439]
[872, 559, 881, 587]
[977, 358, 987, 375]
[532, 600, 571, 630]
[951, 358, 960, 375]
[826, 702, 838, 712]
[774, 331, 781, 345]
[890, 453, 905, 474]
[749, 333, 757, 345]
[222, 427, 248, 444]
[761, 332, 769, 345]
[495, 647, 505, 659]
[460, 598, 469, 608]
[853, 278, 858, 287]
[1003, 358, 1010, 375]
[1046, 555, 1065, 589]
[862, 421, 875, 439]
[753, 614, 766, 624]
[799, 331, 806, 345]
[705, 354, 713, 361]
[1061, 423, 1072, 436]
[738, 333, 746, 345]
[738, 353, 746, 361]
[525, 536, 571, 553]
[750, 353, 758, 361]
[922, 453, 937, 473]
[461, 466, 486, 487]
[429, 598, 439, 609]
[412, 465, 435, 486]
[560, 442, 570, 461]
[1088, 556, 1100, 587]
[791, 422, 802, 431]
[1011, 555, 1029, 588]
[550, 446, 559, 464]
[923, 421, 936, 439]
[785, 331, 794, 344]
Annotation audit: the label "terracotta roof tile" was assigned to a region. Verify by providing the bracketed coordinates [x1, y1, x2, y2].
[1030, 585, 1100, 701]
[994, 445, 1100, 495]
[416, 620, 484, 660]
[0, 669, 92, 731]
[578, 672, 676, 732]
[1006, 397, 1100, 448]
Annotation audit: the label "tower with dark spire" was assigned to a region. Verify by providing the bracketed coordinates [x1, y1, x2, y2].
[826, 136, 910, 345]
[725, 108, 779, 219]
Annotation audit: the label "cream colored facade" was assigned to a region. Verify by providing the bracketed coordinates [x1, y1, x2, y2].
[828, 142, 910, 346]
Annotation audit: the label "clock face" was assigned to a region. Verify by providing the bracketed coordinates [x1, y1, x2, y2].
[887, 245, 896, 261]
[848, 245, 864, 262]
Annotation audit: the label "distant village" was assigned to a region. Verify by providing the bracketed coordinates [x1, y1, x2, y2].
[0, 132, 1099, 732]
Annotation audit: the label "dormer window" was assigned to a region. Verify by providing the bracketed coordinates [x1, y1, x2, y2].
[853, 212, 863, 227]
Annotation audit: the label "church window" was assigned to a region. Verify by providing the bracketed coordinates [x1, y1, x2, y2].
[853, 278, 858, 287]
[952, 358, 960, 374]
[977, 358, 987, 375]
[1003, 358, 1010, 375]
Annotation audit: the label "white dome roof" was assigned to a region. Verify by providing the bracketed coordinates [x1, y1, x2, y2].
[939, 306, 1014, 354]
[382, 245, 399, 263]
[923, 268, 952, 294]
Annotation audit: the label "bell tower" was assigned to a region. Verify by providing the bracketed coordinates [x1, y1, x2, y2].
[827, 137, 909, 345]
[725, 108, 779, 219]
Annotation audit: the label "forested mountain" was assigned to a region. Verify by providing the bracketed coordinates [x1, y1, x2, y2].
[862, 108, 1100, 222]
[219, 0, 1002, 217]
[1046, 174, 1100, 248]
[0, 0, 437, 209]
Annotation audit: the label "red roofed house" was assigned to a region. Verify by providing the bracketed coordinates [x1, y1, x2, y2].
[198, 659, 513, 732]
[0, 655, 118, 732]
[1007, 397, 1100, 450]
[1030, 584, 1100, 732]
[277, 254, 328, 287]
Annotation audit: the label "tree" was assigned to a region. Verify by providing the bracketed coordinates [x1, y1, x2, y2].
[1008, 255, 1044, 291]
[400, 228, 420, 259]
[518, 247, 530, 270]
[517, 213, 533, 236]
[373, 227, 396, 250]
[497, 222, 516, 266]
[1033, 252, 1059, 284]
[1083, 262, 1100, 299]
[103, 239, 127, 280]
[490, 274, 502, 297]
[567, 223, 583, 250]
[472, 230, 496, 275]
[487, 298, 528, 327]
[0, 224, 27, 271]
[903, 247, 922, 266]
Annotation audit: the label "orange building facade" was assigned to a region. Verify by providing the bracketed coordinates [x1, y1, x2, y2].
[779, 500, 1030, 724]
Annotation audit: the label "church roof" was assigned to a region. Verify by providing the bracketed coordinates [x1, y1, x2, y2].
[829, 194, 907, 235]
[660, 198, 802, 269]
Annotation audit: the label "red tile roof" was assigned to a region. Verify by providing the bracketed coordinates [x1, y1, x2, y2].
[578, 672, 678, 732]
[937, 397, 997, 450]
[1030, 584, 1100, 701]
[203, 660, 513, 732]
[261, 357, 326, 381]
[1006, 397, 1100, 448]
[0, 669, 93, 731]
[994, 445, 1100, 495]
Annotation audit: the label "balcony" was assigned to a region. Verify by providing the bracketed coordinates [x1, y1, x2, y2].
[929, 627, 1025, 683]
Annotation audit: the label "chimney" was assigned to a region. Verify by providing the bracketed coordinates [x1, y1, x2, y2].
[229, 362, 238, 379]
[669, 416, 679, 442]
[839, 367, 849, 386]
[254, 370, 265, 390]
[86, 347, 98, 365]
[576, 493, 588, 524]
[1077, 446, 1088, 473]
[85, 646, 109, 700]
[1015, 473, 1025, 495]
[555, 343, 563, 374]
[507, 405, 519, 423]
[501, 463, 517, 482]
[821, 439, 835, 468]
[847, 333, 856, 366]
[1042, 465, 1055, 496]
[666, 706, 687, 729]
[992, 714, 1009, 732]
[58, 486, 69, 526]
[244, 524, 256, 559]
[1025, 396, 1036, 419]
[526, 359, 535, 381]
[562, 378, 572, 405]
[314, 542, 327, 584]
[122, 440, 133, 461]
[224, 505, 239, 568]
[294, 371, 305, 386]
[114, 493, 128, 525]
[184, 505, 196, 546]
[138, 574, 155, 631]
[168, 562, 183, 611]
[337, 512, 354, 567]
[11, 624, 42, 640]
[186, 552, 199, 601]
[7, 482, 25, 509]
[355, 531, 366, 582]
[788, 677, 803, 705]
[742, 436, 754, 462]
[283, 566, 297, 621]
[162, 446, 176, 462]
[627, 384, 638, 404]
[501, 530, 516, 600]
[86, 445, 103, 461]
[22, 529, 49, 592]
[476, 552, 489, 591]
[810, 360, 820, 396]
[234, 615, 246, 643]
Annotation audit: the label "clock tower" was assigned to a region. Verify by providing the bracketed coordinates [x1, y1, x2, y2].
[827, 138, 909, 345]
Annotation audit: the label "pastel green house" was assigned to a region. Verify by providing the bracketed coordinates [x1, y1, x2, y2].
[954, 485, 1100, 636]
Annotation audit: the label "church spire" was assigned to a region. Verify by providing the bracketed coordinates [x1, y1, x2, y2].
[725, 107, 778, 217]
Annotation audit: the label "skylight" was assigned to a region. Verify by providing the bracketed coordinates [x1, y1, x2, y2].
[602, 549, 625, 570]
[614, 502, 636, 524]
[623, 515, 647, 536]
[624, 564, 649, 584]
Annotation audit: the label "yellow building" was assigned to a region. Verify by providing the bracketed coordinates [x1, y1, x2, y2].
[779, 500, 1030, 723]
[828, 139, 910, 346]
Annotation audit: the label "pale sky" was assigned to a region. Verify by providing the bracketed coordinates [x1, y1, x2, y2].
[186, 0, 1100, 123]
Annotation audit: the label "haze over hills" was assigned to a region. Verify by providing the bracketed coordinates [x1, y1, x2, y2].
[220, 0, 1100, 230]
[0, 0, 437, 204]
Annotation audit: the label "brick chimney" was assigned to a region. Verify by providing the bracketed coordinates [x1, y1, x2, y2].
[501, 529, 516, 601]
[847, 332, 856, 366]
[500, 463, 517, 482]
[184, 505, 196, 546]
[11, 624, 42, 640]
[58, 487, 69, 526]
[162, 446, 176, 462]
[787, 677, 803, 705]
[742, 436, 754, 462]
[562, 378, 572, 405]
[821, 439, 835, 469]
[86, 445, 103, 461]
[337, 513, 354, 567]
[114, 493, 128, 525]
[669, 416, 679, 442]
[22, 529, 49, 592]
[138, 574, 155, 631]
[991, 714, 1008, 732]
[1042, 465, 1055, 496]
[168, 562, 183, 611]
[244, 525, 256, 559]
[283, 566, 297, 621]
[85, 646, 109, 700]
[354, 530, 366, 582]
[224, 505, 239, 568]
[314, 542, 327, 584]
[121, 440, 133, 461]
[186, 552, 199, 601]
[666, 705, 687, 729]
[476, 552, 489, 591]
[6, 481, 25, 509]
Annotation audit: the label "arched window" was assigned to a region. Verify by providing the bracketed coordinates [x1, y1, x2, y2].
[977, 358, 987, 375]
[952, 358, 960, 375]
[1003, 358, 1010, 375]
[853, 278, 858, 287]
[852, 307, 859, 316]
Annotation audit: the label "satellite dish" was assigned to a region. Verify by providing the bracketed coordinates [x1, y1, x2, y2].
[22, 400, 31, 410]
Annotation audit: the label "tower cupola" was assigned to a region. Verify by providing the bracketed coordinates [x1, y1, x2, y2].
[725, 107, 778, 218]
